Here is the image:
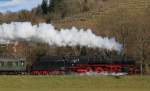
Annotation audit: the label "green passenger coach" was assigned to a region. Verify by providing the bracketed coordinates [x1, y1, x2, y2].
[0, 56, 26, 74]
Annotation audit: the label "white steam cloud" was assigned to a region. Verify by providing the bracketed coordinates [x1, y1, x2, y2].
[0, 22, 122, 52]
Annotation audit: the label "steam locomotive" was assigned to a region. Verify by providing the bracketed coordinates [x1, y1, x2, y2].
[0, 55, 139, 75]
[31, 56, 139, 75]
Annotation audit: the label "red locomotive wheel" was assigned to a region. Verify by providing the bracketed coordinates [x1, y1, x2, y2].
[42, 71, 49, 75]
[86, 67, 93, 72]
[95, 67, 103, 73]
[32, 71, 40, 75]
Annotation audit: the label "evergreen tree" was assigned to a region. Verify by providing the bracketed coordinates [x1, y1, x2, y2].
[41, 0, 48, 14]
[48, 0, 62, 13]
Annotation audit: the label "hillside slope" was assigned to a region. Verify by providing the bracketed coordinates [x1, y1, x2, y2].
[53, 0, 150, 27]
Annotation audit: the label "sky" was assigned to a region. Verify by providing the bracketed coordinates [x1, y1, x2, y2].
[0, 0, 43, 13]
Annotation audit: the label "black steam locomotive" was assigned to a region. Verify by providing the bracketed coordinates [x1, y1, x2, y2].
[31, 56, 139, 75]
[0, 55, 139, 75]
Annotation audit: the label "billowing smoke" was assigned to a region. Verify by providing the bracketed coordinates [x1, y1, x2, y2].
[0, 22, 122, 52]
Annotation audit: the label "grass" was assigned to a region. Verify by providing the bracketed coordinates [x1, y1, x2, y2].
[0, 75, 149, 91]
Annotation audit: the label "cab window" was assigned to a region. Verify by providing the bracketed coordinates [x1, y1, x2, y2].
[0, 62, 4, 67]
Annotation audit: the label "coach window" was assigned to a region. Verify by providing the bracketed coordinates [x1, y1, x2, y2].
[12, 62, 18, 67]
[7, 62, 13, 67]
[0, 62, 4, 67]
